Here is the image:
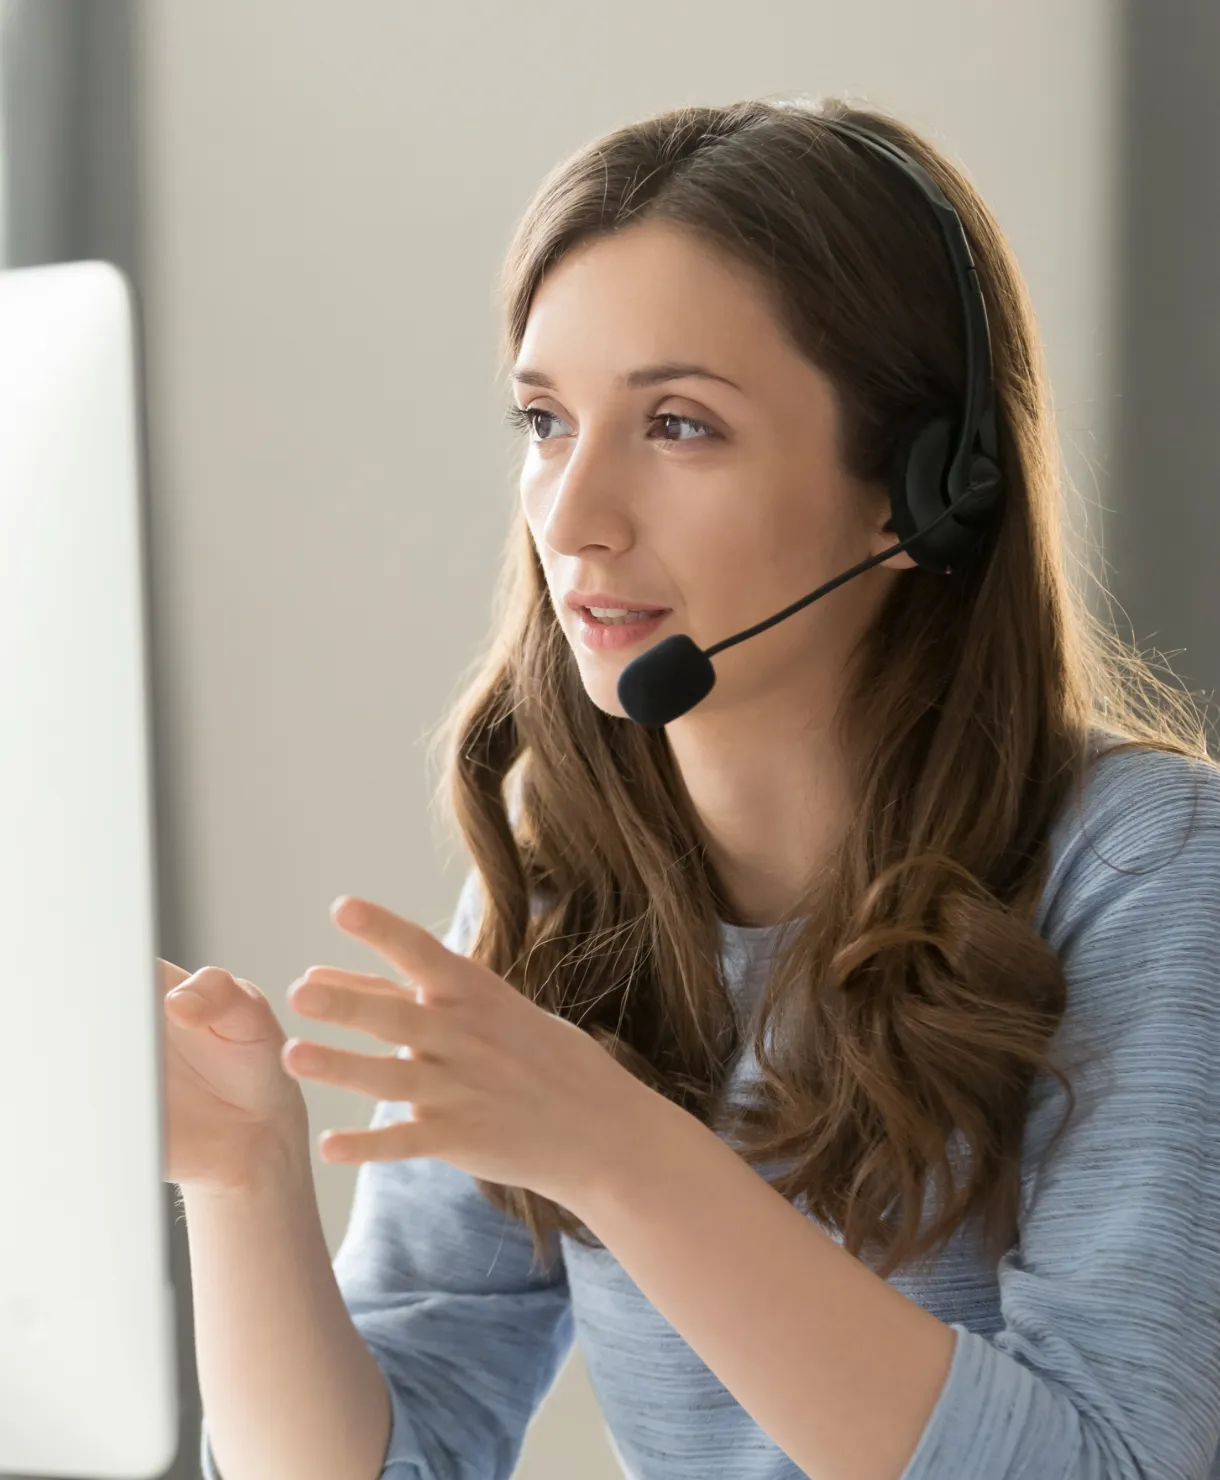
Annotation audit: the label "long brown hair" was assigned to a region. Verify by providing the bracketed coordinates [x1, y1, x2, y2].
[425, 95, 1215, 1280]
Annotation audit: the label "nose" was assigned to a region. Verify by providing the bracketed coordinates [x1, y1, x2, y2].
[535, 435, 635, 560]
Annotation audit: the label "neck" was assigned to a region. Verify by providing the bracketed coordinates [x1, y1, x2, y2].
[665, 702, 854, 928]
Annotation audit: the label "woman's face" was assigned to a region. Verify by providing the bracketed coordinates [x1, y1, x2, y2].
[512, 220, 913, 724]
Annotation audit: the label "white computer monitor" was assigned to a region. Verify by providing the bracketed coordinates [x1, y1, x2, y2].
[0, 260, 178, 1478]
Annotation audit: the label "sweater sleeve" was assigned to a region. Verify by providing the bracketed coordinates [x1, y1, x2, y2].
[898, 748, 1220, 1480]
[200, 866, 574, 1480]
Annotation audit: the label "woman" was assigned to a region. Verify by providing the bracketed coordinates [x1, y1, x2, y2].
[187, 96, 1220, 1480]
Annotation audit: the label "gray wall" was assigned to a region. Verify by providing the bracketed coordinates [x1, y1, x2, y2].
[1108, 0, 1220, 722]
[0, 0, 140, 273]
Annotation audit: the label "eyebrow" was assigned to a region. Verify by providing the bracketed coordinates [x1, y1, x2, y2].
[509, 361, 742, 394]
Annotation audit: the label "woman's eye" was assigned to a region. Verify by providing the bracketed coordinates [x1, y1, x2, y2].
[518, 407, 569, 441]
[651, 413, 717, 445]
[507, 405, 716, 446]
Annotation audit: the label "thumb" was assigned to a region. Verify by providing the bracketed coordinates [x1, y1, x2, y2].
[158, 957, 191, 994]
[166, 967, 279, 1046]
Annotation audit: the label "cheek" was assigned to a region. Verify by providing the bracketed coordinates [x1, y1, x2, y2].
[717, 493, 813, 571]
[519, 485, 565, 609]
[711, 488, 849, 610]
[519, 473, 543, 530]
[519, 480, 553, 566]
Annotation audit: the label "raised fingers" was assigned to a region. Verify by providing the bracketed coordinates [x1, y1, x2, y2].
[288, 974, 443, 1056]
[281, 1039, 435, 1102]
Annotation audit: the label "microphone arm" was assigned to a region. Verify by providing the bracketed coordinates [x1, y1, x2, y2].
[616, 499, 973, 728]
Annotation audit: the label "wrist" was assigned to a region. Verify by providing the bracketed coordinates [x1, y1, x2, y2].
[183, 1111, 313, 1203]
[571, 1078, 688, 1226]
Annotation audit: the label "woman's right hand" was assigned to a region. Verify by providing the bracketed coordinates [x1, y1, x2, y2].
[159, 957, 309, 1194]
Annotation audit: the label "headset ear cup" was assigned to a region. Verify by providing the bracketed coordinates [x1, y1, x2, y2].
[888, 410, 946, 571]
[890, 410, 982, 571]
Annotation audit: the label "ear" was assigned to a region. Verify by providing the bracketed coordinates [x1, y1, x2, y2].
[873, 508, 918, 571]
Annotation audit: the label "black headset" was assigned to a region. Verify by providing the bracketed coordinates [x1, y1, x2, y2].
[616, 117, 1005, 729]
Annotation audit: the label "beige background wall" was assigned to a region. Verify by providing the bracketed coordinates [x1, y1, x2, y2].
[134, 3, 1119, 1473]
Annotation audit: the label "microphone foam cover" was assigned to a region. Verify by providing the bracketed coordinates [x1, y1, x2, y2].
[617, 633, 716, 727]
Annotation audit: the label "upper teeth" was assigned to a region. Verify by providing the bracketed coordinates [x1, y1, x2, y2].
[588, 606, 656, 619]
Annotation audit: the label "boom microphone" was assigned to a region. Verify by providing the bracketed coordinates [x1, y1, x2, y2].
[616, 491, 995, 728]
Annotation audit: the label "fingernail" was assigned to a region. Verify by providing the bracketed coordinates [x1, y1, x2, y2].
[168, 987, 205, 1014]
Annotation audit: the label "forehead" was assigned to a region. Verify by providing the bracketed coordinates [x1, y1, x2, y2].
[518, 222, 787, 370]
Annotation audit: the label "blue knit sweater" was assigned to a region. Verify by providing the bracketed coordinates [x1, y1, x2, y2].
[201, 736, 1220, 1479]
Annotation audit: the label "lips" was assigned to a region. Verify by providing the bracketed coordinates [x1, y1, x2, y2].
[564, 591, 671, 614]
[575, 605, 669, 652]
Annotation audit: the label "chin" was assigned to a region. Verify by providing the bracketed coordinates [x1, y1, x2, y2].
[585, 679, 630, 719]
[569, 659, 630, 718]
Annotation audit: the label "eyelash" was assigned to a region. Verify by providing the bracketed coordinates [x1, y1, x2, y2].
[504, 404, 718, 447]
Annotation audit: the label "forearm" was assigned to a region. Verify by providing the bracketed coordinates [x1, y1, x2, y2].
[181, 1136, 391, 1480]
[573, 1091, 956, 1480]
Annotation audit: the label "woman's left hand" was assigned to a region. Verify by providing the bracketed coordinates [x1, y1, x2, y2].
[279, 894, 661, 1213]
